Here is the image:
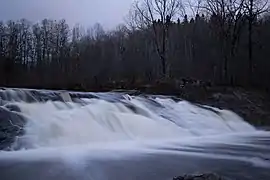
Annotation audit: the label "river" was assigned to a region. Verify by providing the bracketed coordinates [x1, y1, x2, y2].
[0, 88, 269, 180]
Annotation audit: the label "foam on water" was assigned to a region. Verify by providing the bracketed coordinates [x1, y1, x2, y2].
[8, 94, 257, 149]
[0, 89, 270, 180]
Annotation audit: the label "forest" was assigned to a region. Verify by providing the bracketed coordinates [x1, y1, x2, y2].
[0, 0, 269, 91]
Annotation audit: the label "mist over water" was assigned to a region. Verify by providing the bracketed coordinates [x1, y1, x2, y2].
[0, 88, 270, 180]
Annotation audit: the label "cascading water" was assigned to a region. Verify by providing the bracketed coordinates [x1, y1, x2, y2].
[0, 88, 269, 180]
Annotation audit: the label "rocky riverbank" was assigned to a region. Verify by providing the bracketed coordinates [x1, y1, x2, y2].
[176, 86, 270, 127]
[3, 81, 270, 126]
[173, 173, 229, 180]
[46, 79, 270, 126]
[112, 81, 270, 127]
[1, 84, 269, 151]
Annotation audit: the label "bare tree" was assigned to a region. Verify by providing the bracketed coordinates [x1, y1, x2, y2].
[2, 14, 270, 90]
[186, 0, 203, 17]
[129, 0, 183, 77]
[0, 21, 8, 59]
[92, 23, 106, 41]
[0, 21, 7, 83]
[32, 23, 42, 66]
[201, 0, 246, 83]
[18, 19, 32, 66]
[243, 0, 269, 84]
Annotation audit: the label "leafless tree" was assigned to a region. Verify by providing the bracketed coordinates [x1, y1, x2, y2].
[129, 0, 184, 77]
[201, 0, 246, 83]
[243, 0, 269, 84]
[186, 0, 203, 17]
[2, 11, 270, 90]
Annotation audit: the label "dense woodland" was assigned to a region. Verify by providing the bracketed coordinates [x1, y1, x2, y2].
[0, 0, 269, 91]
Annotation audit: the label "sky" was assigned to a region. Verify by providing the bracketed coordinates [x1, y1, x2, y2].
[0, 0, 134, 29]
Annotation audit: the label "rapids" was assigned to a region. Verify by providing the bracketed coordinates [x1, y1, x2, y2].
[0, 88, 269, 180]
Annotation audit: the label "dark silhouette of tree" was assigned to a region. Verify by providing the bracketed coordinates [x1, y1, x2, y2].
[243, 0, 269, 84]
[0, 2, 269, 91]
[130, 0, 184, 77]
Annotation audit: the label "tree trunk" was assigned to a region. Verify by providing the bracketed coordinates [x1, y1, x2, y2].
[248, 0, 253, 86]
[248, 19, 253, 85]
[160, 54, 166, 77]
[161, 25, 167, 78]
[224, 56, 228, 84]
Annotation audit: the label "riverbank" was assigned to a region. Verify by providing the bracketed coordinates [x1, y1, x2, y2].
[61, 81, 270, 126]
[105, 80, 270, 127]
[99, 81, 270, 126]
[170, 85, 270, 127]
[173, 173, 228, 180]
[2, 80, 270, 126]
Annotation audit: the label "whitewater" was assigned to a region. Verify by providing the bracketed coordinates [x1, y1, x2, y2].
[0, 88, 269, 180]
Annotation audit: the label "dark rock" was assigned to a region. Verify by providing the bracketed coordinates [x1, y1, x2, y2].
[5, 104, 21, 112]
[0, 106, 26, 150]
[173, 173, 228, 180]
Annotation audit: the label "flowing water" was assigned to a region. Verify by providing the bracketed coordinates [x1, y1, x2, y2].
[0, 88, 269, 180]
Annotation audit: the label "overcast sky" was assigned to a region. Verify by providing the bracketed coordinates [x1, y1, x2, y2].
[0, 0, 134, 29]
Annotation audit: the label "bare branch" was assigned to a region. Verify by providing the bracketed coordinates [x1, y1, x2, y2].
[126, 0, 184, 76]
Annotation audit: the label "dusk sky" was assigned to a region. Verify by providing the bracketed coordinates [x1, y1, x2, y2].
[0, 0, 134, 29]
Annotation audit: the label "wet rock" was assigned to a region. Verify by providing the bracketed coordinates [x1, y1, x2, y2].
[0, 106, 26, 150]
[173, 173, 228, 180]
[60, 92, 72, 102]
[5, 104, 21, 112]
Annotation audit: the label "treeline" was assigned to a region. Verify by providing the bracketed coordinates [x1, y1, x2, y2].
[0, 3, 270, 90]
